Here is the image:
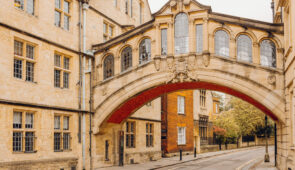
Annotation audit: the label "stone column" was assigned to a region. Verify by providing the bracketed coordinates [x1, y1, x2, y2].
[189, 19, 195, 53]
[203, 18, 209, 53]
[196, 136, 201, 153]
[168, 22, 174, 55]
[229, 38, 236, 59]
[155, 24, 160, 57]
[253, 42, 260, 64]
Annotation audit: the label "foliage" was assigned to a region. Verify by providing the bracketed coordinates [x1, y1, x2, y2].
[213, 96, 273, 140]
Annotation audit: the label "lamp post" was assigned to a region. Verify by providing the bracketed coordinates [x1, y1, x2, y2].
[264, 115, 270, 162]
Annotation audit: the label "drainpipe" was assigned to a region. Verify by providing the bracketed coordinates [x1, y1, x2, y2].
[271, 0, 274, 22]
[82, 2, 89, 170]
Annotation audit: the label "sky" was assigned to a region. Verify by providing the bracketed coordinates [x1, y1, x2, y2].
[148, 0, 273, 22]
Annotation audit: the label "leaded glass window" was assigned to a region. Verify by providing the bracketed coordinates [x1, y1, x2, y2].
[175, 13, 189, 54]
[121, 47, 132, 72]
[196, 24, 203, 54]
[237, 35, 252, 62]
[260, 40, 276, 68]
[103, 55, 114, 80]
[27, 0, 34, 15]
[139, 38, 151, 64]
[215, 30, 229, 57]
[161, 29, 167, 55]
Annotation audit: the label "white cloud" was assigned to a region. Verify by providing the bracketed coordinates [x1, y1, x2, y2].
[148, 0, 273, 22]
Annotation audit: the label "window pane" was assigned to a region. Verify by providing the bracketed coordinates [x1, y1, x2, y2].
[54, 54, 61, 67]
[13, 132, 22, 152]
[25, 132, 34, 152]
[161, 29, 167, 55]
[25, 113, 34, 129]
[260, 40, 276, 68]
[54, 133, 61, 151]
[14, 40, 23, 56]
[26, 44, 34, 59]
[64, 0, 70, 13]
[63, 72, 69, 88]
[64, 57, 70, 69]
[215, 30, 229, 57]
[175, 13, 189, 54]
[14, 0, 24, 10]
[63, 116, 69, 130]
[54, 70, 61, 87]
[109, 26, 113, 37]
[64, 15, 70, 31]
[237, 35, 252, 62]
[63, 133, 70, 150]
[178, 96, 185, 114]
[54, 116, 60, 129]
[55, 0, 61, 9]
[139, 39, 151, 64]
[196, 24, 203, 54]
[14, 59, 23, 79]
[103, 55, 114, 80]
[103, 23, 107, 34]
[55, 11, 61, 27]
[13, 112, 22, 129]
[121, 47, 132, 72]
[26, 62, 34, 82]
[27, 0, 34, 15]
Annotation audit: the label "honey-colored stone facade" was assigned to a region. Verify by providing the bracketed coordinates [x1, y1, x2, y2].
[1, 0, 295, 169]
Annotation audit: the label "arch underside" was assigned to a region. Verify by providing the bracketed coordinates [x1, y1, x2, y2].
[107, 81, 279, 123]
[93, 68, 285, 134]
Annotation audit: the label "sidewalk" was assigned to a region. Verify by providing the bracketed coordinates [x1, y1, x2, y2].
[248, 154, 277, 170]
[96, 146, 264, 170]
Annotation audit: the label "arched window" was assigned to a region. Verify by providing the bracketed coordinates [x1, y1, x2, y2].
[237, 35, 252, 62]
[139, 38, 151, 64]
[260, 40, 276, 68]
[103, 55, 114, 80]
[174, 13, 189, 55]
[215, 30, 229, 57]
[121, 46, 132, 72]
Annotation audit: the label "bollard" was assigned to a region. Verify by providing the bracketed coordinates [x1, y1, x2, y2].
[194, 147, 197, 158]
[180, 149, 182, 161]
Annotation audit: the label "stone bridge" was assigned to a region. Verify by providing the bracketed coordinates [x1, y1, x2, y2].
[91, 0, 287, 167]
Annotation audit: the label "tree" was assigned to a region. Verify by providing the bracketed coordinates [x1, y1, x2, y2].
[213, 96, 273, 144]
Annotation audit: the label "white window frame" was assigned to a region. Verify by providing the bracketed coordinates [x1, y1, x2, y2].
[177, 127, 186, 145]
[177, 96, 185, 114]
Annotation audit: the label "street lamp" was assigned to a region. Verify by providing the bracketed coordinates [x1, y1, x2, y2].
[264, 115, 270, 162]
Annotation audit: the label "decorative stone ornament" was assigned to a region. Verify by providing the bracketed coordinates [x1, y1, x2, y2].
[101, 85, 108, 96]
[267, 74, 276, 85]
[154, 56, 161, 71]
[187, 54, 196, 70]
[202, 51, 210, 67]
[167, 55, 174, 70]
[170, 0, 177, 7]
[183, 0, 190, 6]
[166, 56, 198, 83]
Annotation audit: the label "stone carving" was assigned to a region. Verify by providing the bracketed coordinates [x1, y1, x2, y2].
[187, 54, 196, 70]
[170, 0, 177, 7]
[167, 55, 174, 70]
[202, 51, 210, 67]
[183, 0, 190, 6]
[101, 86, 108, 96]
[267, 74, 276, 85]
[166, 56, 198, 83]
[154, 56, 161, 71]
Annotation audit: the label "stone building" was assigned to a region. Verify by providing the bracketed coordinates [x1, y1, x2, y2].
[1, 0, 295, 170]
[0, 0, 152, 169]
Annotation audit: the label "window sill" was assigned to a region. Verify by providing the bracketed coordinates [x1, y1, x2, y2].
[13, 78, 38, 85]
[13, 150, 37, 154]
[177, 113, 185, 115]
[14, 8, 38, 19]
[177, 144, 186, 146]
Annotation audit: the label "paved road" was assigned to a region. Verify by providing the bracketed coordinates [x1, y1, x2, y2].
[157, 147, 274, 170]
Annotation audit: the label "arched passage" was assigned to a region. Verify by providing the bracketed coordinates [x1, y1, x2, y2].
[108, 82, 278, 123]
[93, 69, 285, 134]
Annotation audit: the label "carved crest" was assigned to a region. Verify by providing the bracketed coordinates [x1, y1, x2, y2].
[202, 51, 210, 67]
[154, 56, 161, 71]
[166, 56, 198, 83]
[267, 74, 276, 85]
[101, 86, 108, 96]
[167, 55, 174, 70]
